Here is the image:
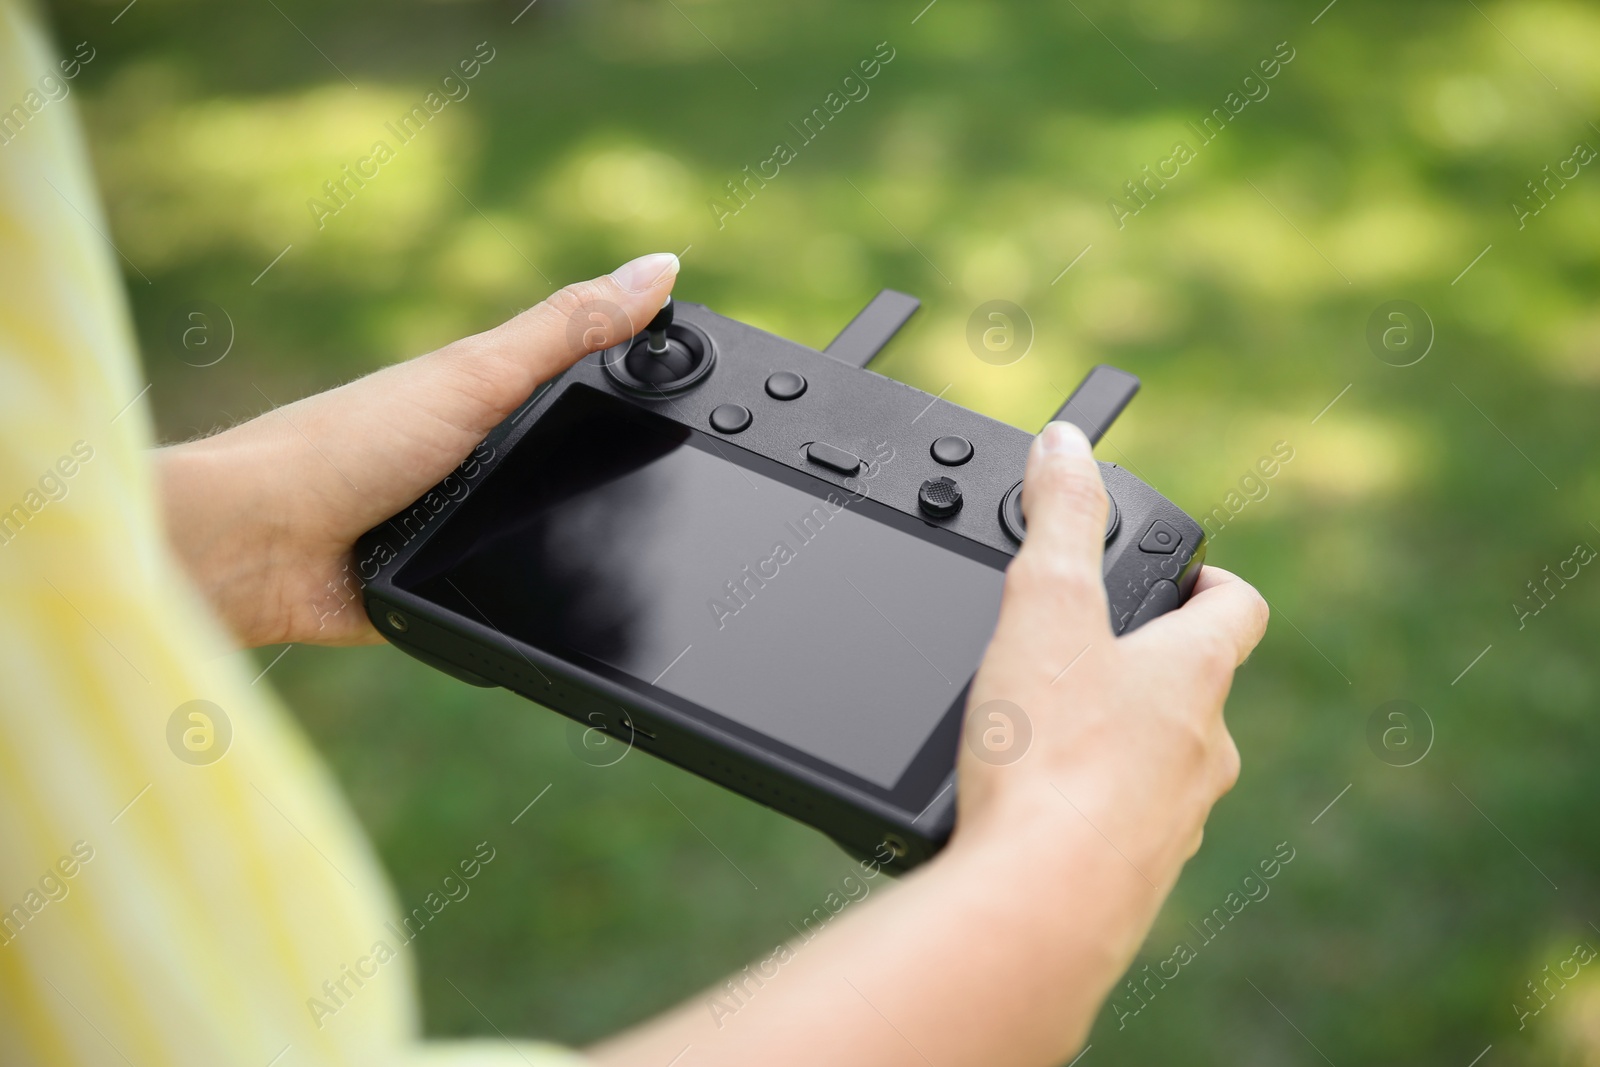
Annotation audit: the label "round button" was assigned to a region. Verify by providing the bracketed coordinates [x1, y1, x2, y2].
[1000, 479, 1119, 542]
[709, 404, 752, 434]
[918, 477, 964, 519]
[765, 371, 807, 400]
[930, 435, 974, 466]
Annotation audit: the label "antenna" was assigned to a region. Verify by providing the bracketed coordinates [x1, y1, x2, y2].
[1046, 365, 1140, 445]
[824, 289, 921, 369]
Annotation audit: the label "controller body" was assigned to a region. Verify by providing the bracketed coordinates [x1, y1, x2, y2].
[357, 296, 1205, 870]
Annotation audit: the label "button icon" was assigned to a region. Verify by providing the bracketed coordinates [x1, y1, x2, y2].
[765, 371, 807, 400]
[930, 435, 973, 466]
[918, 477, 963, 518]
[806, 442, 861, 475]
[709, 404, 752, 434]
[1138, 520, 1181, 554]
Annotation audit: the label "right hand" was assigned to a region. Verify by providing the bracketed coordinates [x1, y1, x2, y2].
[954, 420, 1269, 898]
[589, 423, 1267, 1067]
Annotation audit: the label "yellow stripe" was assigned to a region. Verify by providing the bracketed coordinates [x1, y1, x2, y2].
[0, 0, 578, 1061]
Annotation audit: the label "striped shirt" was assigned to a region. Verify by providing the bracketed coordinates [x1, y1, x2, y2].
[0, 3, 580, 1063]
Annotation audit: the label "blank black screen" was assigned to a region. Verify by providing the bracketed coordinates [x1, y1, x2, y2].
[399, 385, 1007, 791]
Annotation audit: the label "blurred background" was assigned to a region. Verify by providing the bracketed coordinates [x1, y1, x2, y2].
[44, 0, 1600, 1062]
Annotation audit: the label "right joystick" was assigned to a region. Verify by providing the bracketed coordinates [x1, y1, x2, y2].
[1000, 478, 1119, 544]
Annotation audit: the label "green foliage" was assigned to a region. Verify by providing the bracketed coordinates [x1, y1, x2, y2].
[49, 0, 1600, 1061]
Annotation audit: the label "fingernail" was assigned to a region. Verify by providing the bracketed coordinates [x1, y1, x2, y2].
[1039, 421, 1091, 457]
[612, 252, 679, 293]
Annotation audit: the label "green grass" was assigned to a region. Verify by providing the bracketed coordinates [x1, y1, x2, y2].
[49, 0, 1600, 1061]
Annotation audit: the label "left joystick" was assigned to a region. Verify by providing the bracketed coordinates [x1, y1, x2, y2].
[610, 294, 709, 391]
[645, 296, 674, 357]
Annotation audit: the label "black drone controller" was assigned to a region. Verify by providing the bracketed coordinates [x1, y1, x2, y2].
[357, 288, 1205, 870]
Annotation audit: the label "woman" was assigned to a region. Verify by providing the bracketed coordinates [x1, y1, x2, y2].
[0, 3, 1266, 1063]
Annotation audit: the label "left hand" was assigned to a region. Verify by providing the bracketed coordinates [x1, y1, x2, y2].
[157, 252, 680, 648]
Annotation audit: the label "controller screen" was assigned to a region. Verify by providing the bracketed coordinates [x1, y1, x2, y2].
[399, 384, 1007, 792]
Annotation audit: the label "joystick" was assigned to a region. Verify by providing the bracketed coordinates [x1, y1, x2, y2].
[644, 296, 675, 358]
[605, 295, 717, 395]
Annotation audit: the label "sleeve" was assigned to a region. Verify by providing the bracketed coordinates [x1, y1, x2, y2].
[0, 3, 582, 1064]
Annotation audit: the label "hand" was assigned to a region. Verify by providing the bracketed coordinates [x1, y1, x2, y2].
[955, 419, 1269, 923]
[589, 421, 1269, 1067]
[595, 419, 1267, 1067]
[157, 252, 680, 648]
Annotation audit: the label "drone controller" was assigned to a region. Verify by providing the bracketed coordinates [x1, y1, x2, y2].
[357, 288, 1205, 870]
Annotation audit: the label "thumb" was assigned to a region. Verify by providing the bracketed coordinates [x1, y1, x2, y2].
[491, 251, 681, 375]
[265, 253, 679, 526]
[1019, 421, 1110, 569]
[994, 421, 1113, 644]
[424, 251, 680, 432]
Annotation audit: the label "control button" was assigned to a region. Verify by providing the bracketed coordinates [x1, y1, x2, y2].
[806, 442, 861, 475]
[1138, 519, 1181, 554]
[930, 435, 974, 466]
[709, 404, 752, 434]
[1126, 580, 1181, 632]
[999, 479, 1120, 543]
[765, 371, 808, 400]
[918, 477, 963, 518]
